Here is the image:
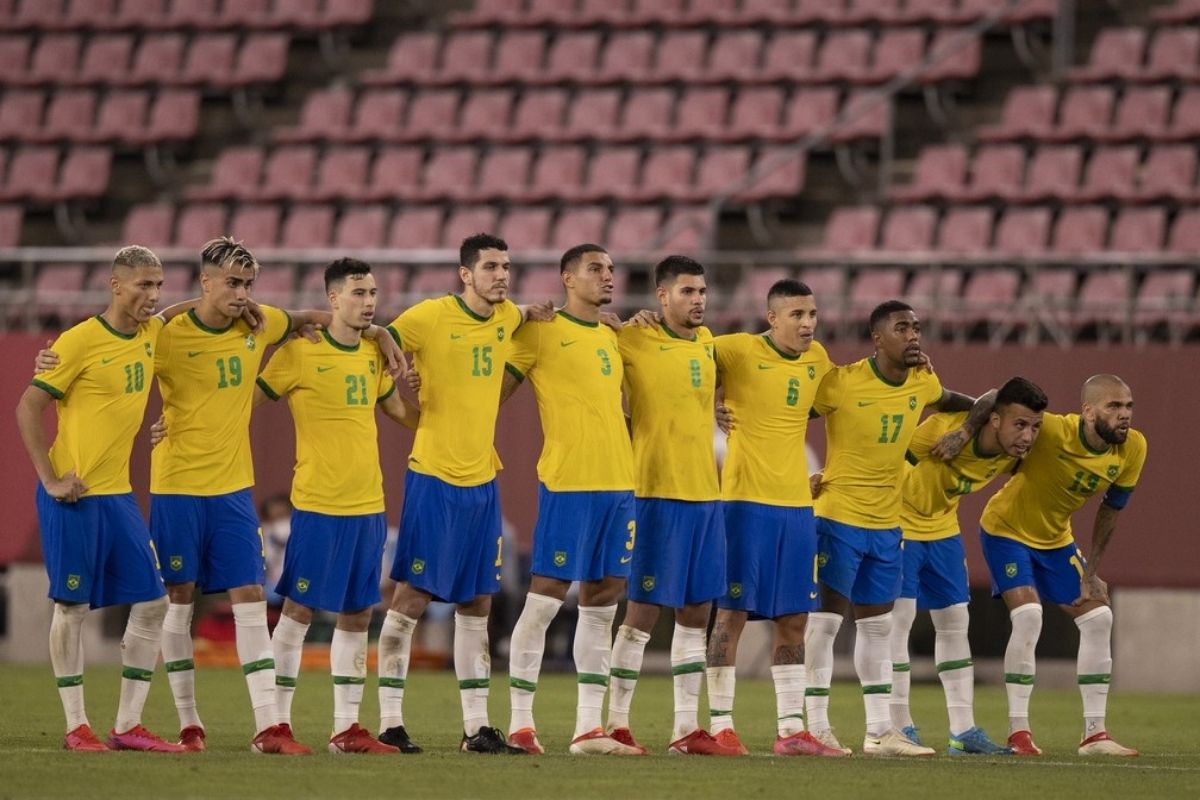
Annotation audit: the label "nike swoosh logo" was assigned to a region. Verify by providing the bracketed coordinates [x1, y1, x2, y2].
[658, 345, 677, 351]
[187, 351, 203, 358]
[100, 357, 114, 364]
[620, 556, 632, 564]
[809, 591, 819, 599]
[757, 363, 772, 370]
[450, 333, 464, 340]
[495, 573, 502, 580]
[560, 340, 577, 347]
[857, 401, 875, 407]
[317, 366, 334, 373]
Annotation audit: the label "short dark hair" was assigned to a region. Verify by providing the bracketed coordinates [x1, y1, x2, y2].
[560, 243, 608, 274]
[324, 257, 372, 292]
[995, 376, 1049, 414]
[869, 300, 914, 331]
[201, 236, 256, 273]
[767, 278, 813, 304]
[654, 255, 705, 287]
[460, 233, 508, 270]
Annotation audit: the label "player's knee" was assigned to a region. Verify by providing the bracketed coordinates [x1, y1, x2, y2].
[1074, 604, 1112, 636]
[1008, 602, 1043, 647]
[128, 595, 169, 635]
[774, 613, 807, 645]
[930, 602, 969, 635]
[54, 601, 89, 622]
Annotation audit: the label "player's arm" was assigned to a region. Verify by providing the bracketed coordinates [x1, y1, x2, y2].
[379, 390, 420, 431]
[1077, 504, 1120, 605]
[518, 302, 556, 323]
[15, 386, 87, 502]
[931, 388, 998, 461]
[500, 367, 524, 404]
[154, 297, 202, 323]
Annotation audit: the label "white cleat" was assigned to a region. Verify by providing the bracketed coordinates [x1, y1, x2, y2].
[863, 728, 936, 757]
[569, 727, 644, 756]
[810, 728, 853, 756]
[1078, 731, 1138, 757]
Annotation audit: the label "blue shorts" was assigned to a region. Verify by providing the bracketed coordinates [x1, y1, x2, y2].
[816, 517, 903, 606]
[627, 498, 725, 607]
[719, 502, 818, 620]
[531, 485, 636, 582]
[37, 486, 165, 609]
[277, 509, 386, 613]
[150, 489, 264, 593]
[900, 536, 970, 610]
[392, 470, 503, 604]
[980, 529, 1085, 605]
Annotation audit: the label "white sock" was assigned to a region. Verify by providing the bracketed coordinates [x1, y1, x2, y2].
[706, 666, 736, 734]
[573, 604, 616, 738]
[115, 597, 167, 733]
[377, 610, 417, 732]
[804, 611, 843, 735]
[455, 612, 491, 736]
[1075, 605, 1113, 739]
[232, 601, 278, 734]
[771, 664, 807, 737]
[331, 628, 368, 736]
[931, 603, 975, 735]
[608, 624, 651, 731]
[161, 602, 203, 731]
[272, 614, 310, 726]
[1005, 603, 1042, 735]
[889, 597, 916, 730]
[855, 612, 893, 738]
[671, 624, 706, 740]
[50, 603, 88, 732]
[507, 593, 562, 734]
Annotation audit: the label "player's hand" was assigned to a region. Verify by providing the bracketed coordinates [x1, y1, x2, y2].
[931, 427, 970, 461]
[149, 414, 167, 448]
[715, 403, 736, 434]
[34, 342, 59, 374]
[914, 352, 935, 374]
[1076, 574, 1109, 606]
[44, 471, 87, 503]
[599, 311, 623, 331]
[241, 300, 266, 335]
[626, 309, 661, 329]
[810, 471, 825, 499]
[374, 330, 408, 380]
[524, 301, 556, 323]
[406, 368, 422, 394]
[293, 322, 322, 343]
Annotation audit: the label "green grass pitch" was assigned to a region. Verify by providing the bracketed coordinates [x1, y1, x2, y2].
[2, 664, 1197, 799]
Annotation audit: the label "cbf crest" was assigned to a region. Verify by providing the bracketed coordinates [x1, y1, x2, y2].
[245, 335, 257, 352]
[369, 361, 377, 375]
[1106, 465, 1119, 479]
[908, 395, 918, 411]
[497, 325, 505, 341]
[144, 343, 153, 357]
[807, 365, 816, 380]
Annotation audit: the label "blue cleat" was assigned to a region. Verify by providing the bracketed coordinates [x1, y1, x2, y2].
[947, 726, 1013, 756]
[900, 725, 923, 746]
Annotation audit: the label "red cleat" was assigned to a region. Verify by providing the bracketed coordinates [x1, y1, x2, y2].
[177, 725, 206, 752]
[1078, 730, 1138, 757]
[1007, 730, 1042, 756]
[712, 728, 750, 756]
[107, 725, 187, 753]
[252, 723, 312, 755]
[774, 730, 851, 758]
[669, 729, 745, 756]
[64, 724, 108, 752]
[608, 727, 648, 755]
[329, 723, 400, 754]
[508, 727, 545, 755]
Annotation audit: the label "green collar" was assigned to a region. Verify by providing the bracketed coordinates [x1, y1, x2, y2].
[188, 307, 235, 335]
[454, 294, 493, 322]
[558, 309, 598, 328]
[94, 314, 135, 340]
[761, 334, 800, 361]
[322, 329, 360, 352]
[1079, 417, 1110, 455]
[868, 355, 907, 387]
[661, 322, 697, 342]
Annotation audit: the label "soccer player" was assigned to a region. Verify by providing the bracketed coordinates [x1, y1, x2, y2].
[594, 256, 738, 756]
[979, 374, 1146, 757]
[703, 279, 847, 758]
[501, 244, 641, 756]
[805, 300, 990, 757]
[378, 233, 543, 755]
[889, 377, 1048, 755]
[256, 258, 419, 754]
[16, 246, 184, 752]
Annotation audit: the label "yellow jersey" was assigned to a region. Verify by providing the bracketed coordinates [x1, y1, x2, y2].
[387, 295, 522, 487]
[506, 310, 634, 492]
[256, 330, 396, 515]
[981, 412, 1147, 549]
[151, 306, 292, 495]
[900, 411, 1016, 541]
[619, 323, 718, 501]
[32, 315, 164, 495]
[813, 356, 944, 529]
[715, 333, 833, 507]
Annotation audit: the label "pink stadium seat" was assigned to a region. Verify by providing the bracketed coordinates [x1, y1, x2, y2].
[124, 34, 186, 86]
[633, 146, 695, 202]
[279, 205, 335, 249]
[188, 149, 264, 204]
[1074, 270, 1131, 330]
[0, 146, 58, 202]
[361, 32, 440, 86]
[297, 266, 330, 310]
[509, 88, 570, 142]
[906, 269, 963, 321]
[1109, 207, 1166, 253]
[687, 145, 750, 203]
[657, 205, 713, 253]
[346, 89, 407, 143]
[948, 0, 992, 24]
[537, 32, 601, 85]
[626, 0, 687, 26]
[779, 88, 839, 140]
[1133, 270, 1194, 339]
[158, 265, 193, 308]
[85, 90, 149, 143]
[276, 86, 353, 143]
[879, 206, 937, 252]
[229, 204, 282, 248]
[957, 144, 1025, 202]
[451, 89, 515, 142]
[992, 207, 1050, 256]
[608, 208, 662, 255]
[894, 0, 960, 25]
[796, 266, 847, 325]
[174, 203, 227, 248]
[1165, 88, 1200, 142]
[334, 205, 388, 249]
[1130, 145, 1197, 203]
[309, 146, 370, 202]
[231, 34, 289, 87]
[105, 0, 170, 30]
[0, 89, 44, 140]
[1102, 87, 1171, 142]
[1048, 86, 1115, 142]
[442, 206, 500, 248]
[1153, 0, 1200, 23]
[251, 145, 317, 202]
[25, 34, 82, 86]
[178, 34, 238, 87]
[1017, 145, 1083, 203]
[843, 0, 904, 25]
[1050, 206, 1108, 256]
[436, 31, 494, 85]
[0, 35, 31, 82]
[575, 146, 641, 202]
[414, 146, 479, 202]
[488, 31, 546, 84]
[72, 35, 134, 87]
[554, 88, 617, 142]
[735, 0, 802, 25]
[160, 0, 222, 30]
[653, 32, 708, 83]
[449, 0, 524, 27]
[977, 86, 1056, 142]
[617, 88, 675, 141]
[704, 31, 763, 83]
[814, 30, 872, 83]
[821, 206, 880, 254]
[597, 32, 655, 83]
[892, 144, 968, 202]
[516, 266, 564, 304]
[848, 269, 907, 326]
[867, 29, 926, 84]
[128, 89, 199, 144]
[792, 0, 850, 26]
[521, 0, 581, 27]
[729, 266, 791, 318]
[1025, 268, 1076, 333]
[401, 89, 461, 141]
[122, 202, 174, 246]
[919, 28, 982, 84]
[575, 0, 637, 27]
[830, 91, 890, 144]
[1166, 207, 1200, 253]
[8, 0, 66, 31]
[670, 87, 728, 141]
[34, 263, 90, 321]
[937, 207, 993, 256]
[220, 0, 273, 28]
[501, 206, 553, 249]
[1071, 146, 1138, 203]
[476, 147, 534, 201]
[0, 204, 22, 247]
[960, 268, 1020, 328]
[1005, 0, 1057, 24]
[721, 87, 784, 141]
[551, 206, 607, 249]
[407, 267, 460, 300]
[736, 146, 806, 202]
[387, 207, 444, 249]
[1068, 28, 1146, 83]
[759, 31, 817, 83]
[1140, 27, 1200, 82]
[528, 145, 586, 202]
[247, 266, 294, 309]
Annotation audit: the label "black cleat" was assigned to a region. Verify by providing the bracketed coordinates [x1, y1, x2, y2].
[460, 726, 528, 754]
[379, 725, 423, 754]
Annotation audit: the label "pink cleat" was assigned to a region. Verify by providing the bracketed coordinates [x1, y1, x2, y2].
[774, 730, 851, 757]
[669, 729, 745, 756]
[107, 725, 187, 753]
[64, 724, 108, 752]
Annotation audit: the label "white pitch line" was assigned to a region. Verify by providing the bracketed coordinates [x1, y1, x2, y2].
[1003, 760, 1200, 773]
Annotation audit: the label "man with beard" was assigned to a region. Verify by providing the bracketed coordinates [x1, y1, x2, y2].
[979, 374, 1146, 758]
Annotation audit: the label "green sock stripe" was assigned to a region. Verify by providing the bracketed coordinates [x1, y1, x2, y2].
[862, 684, 891, 695]
[509, 677, 537, 693]
[1005, 673, 1035, 686]
[671, 661, 705, 676]
[458, 678, 490, 690]
[609, 667, 639, 681]
[56, 675, 83, 688]
[164, 659, 195, 673]
[893, 662, 912, 672]
[379, 677, 406, 689]
[709, 708, 733, 717]
[1078, 673, 1112, 685]
[936, 658, 974, 673]
[242, 658, 275, 675]
[333, 676, 366, 685]
[577, 672, 609, 687]
[778, 713, 806, 721]
[122, 667, 153, 682]
[805, 687, 830, 697]
[275, 676, 297, 687]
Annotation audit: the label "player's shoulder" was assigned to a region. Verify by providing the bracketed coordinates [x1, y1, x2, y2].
[804, 338, 831, 362]
[394, 295, 448, 325]
[1122, 427, 1148, 458]
[920, 409, 968, 433]
[713, 330, 753, 351]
